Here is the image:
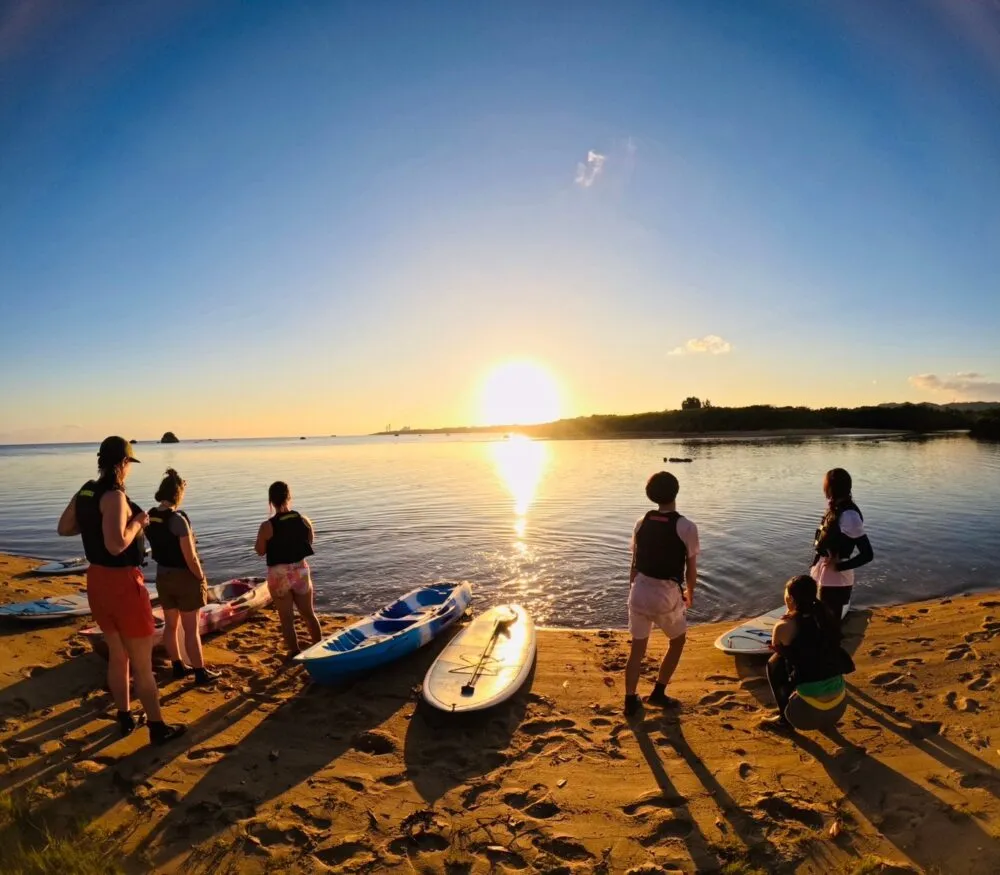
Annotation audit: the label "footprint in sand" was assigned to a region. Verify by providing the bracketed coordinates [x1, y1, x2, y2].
[377, 772, 409, 787]
[519, 717, 577, 736]
[387, 810, 450, 855]
[965, 670, 994, 692]
[738, 762, 755, 779]
[869, 671, 918, 692]
[475, 843, 529, 869]
[638, 812, 694, 845]
[247, 820, 314, 849]
[891, 657, 924, 667]
[461, 781, 500, 809]
[351, 729, 397, 755]
[753, 793, 824, 828]
[313, 837, 376, 868]
[504, 785, 561, 819]
[705, 674, 739, 683]
[942, 691, 981, 713]
[869, 645, 889, 658]
[699, 690, 733, 706]
[979, 600, 1000, 608]
[904, 636, 935, 645]
[532, 834, 593, 862]
[622, 790, 687, 817]
[945, 643, 975, 661]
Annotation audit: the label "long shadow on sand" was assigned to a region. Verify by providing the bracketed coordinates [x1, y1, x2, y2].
[133, 627, 464, 868]
[403, 660, 534, 804]
[629, 714, 787, 872]
[0, 650, 108, 719]
[0, 690, 260, 860]
[794, 728, 999, 874]
[846, 683, 1000, 798]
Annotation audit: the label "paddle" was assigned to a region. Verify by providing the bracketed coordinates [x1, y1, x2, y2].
[460, 609, 518, 696]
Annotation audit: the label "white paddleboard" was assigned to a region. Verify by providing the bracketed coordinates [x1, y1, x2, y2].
[714, 604, 851, 656]
[33, 558, 89, 576]
[423, 604, 535, 713]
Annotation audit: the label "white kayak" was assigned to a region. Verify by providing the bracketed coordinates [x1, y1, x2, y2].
[714, 603, 851, 656]
[33, 557, 89, 576]
[0, 582, 159, 623]
[422, 604, 536, 713]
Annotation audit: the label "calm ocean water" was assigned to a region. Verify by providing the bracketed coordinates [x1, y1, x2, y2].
[1, 433, 998, 627]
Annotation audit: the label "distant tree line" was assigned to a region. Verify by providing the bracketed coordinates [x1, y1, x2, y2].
[523, 403, 979, 438]
[970, 408, 1000, 441]
[377, 402, 1000, 439]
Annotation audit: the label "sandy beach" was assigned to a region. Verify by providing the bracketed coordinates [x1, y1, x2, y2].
[1, 553, 998, 874]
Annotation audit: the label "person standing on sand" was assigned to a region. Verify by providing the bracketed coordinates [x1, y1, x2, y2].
[810, 468, 874, 638]
[254, 481, 323, 655]
[56, 436, 185, 745]
[761, 574, 850, 733]
[624, 471, 700, 717]
[146, 468, 220, 686]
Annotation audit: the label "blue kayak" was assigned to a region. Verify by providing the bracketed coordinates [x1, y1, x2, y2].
[295, 582, 473, 684]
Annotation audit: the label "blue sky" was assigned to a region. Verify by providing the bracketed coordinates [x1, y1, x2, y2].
[2, 0, 999, 442]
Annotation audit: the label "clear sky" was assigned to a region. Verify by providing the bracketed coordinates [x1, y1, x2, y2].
[2, 0, 999, 443]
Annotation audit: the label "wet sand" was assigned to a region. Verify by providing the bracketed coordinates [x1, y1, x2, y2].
[0, 552, 998, 873]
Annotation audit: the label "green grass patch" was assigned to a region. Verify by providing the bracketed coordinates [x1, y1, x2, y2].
[720, 863, 768, 875]
[0, 789, 123, 875]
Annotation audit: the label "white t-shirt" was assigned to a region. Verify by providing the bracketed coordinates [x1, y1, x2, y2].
[810, 509, 864, 589]
[632, 512, 700, 585]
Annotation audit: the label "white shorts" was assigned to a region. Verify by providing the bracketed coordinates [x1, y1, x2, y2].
[628, 574, 687, 640]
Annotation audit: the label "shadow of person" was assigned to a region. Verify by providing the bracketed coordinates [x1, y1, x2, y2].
[792, 727, 999, 874]
[626, 716, 721, 871]
[403, 660, 534, 804]
[0, 650, 109, 721]
[133, 627, 463, 868]
[0, 690, 259, 861]
[660, 718, 785, 870]
[846, 684, 1000, 799]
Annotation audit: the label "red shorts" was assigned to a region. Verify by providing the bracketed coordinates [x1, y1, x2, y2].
[86, 565, 155, 638]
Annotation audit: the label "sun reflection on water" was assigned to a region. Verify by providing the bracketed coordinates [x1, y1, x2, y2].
[489, 436, 549, 545]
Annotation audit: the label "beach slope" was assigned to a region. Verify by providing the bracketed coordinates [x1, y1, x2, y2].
[0, 553, 998, 874]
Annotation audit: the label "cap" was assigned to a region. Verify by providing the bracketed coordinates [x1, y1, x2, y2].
[98, 436, 141, 464]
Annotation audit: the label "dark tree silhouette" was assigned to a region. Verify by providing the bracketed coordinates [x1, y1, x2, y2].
[681, 397, 702, 410]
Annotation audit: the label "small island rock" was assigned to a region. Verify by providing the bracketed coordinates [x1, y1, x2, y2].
[160, 431, 179, 444]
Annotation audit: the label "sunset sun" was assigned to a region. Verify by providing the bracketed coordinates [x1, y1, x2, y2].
[479, 361, 562, 426]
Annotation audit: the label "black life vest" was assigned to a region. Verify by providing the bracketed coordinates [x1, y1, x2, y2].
[75, 479, 146, 568]
[265, 510, 314, 567]
[785, 610, 843, 683]
[146, 506, 191, 569]
[633, 510, 687, 584]
[814, 499, 863, 563]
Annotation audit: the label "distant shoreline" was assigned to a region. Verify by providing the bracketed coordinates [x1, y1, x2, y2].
[372, 427, 922, 440]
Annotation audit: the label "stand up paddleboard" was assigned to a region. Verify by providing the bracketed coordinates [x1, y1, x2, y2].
[0, 582, 159, 623]
[714, 603, 851, 656]
[422, 604, 536, 713]
[33, 546, 150, 577]
[33, 558, 89, 576]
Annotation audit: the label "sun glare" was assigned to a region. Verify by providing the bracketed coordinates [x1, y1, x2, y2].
[479, 361, 562, 426]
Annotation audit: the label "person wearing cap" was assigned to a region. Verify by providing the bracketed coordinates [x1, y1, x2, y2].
[57, 436, 184, 745]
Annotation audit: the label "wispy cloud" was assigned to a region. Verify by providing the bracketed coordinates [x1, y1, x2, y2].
[669, 335, 733, 356]
[575, 150, 606, 188]
[909, 372, 1000, 399]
